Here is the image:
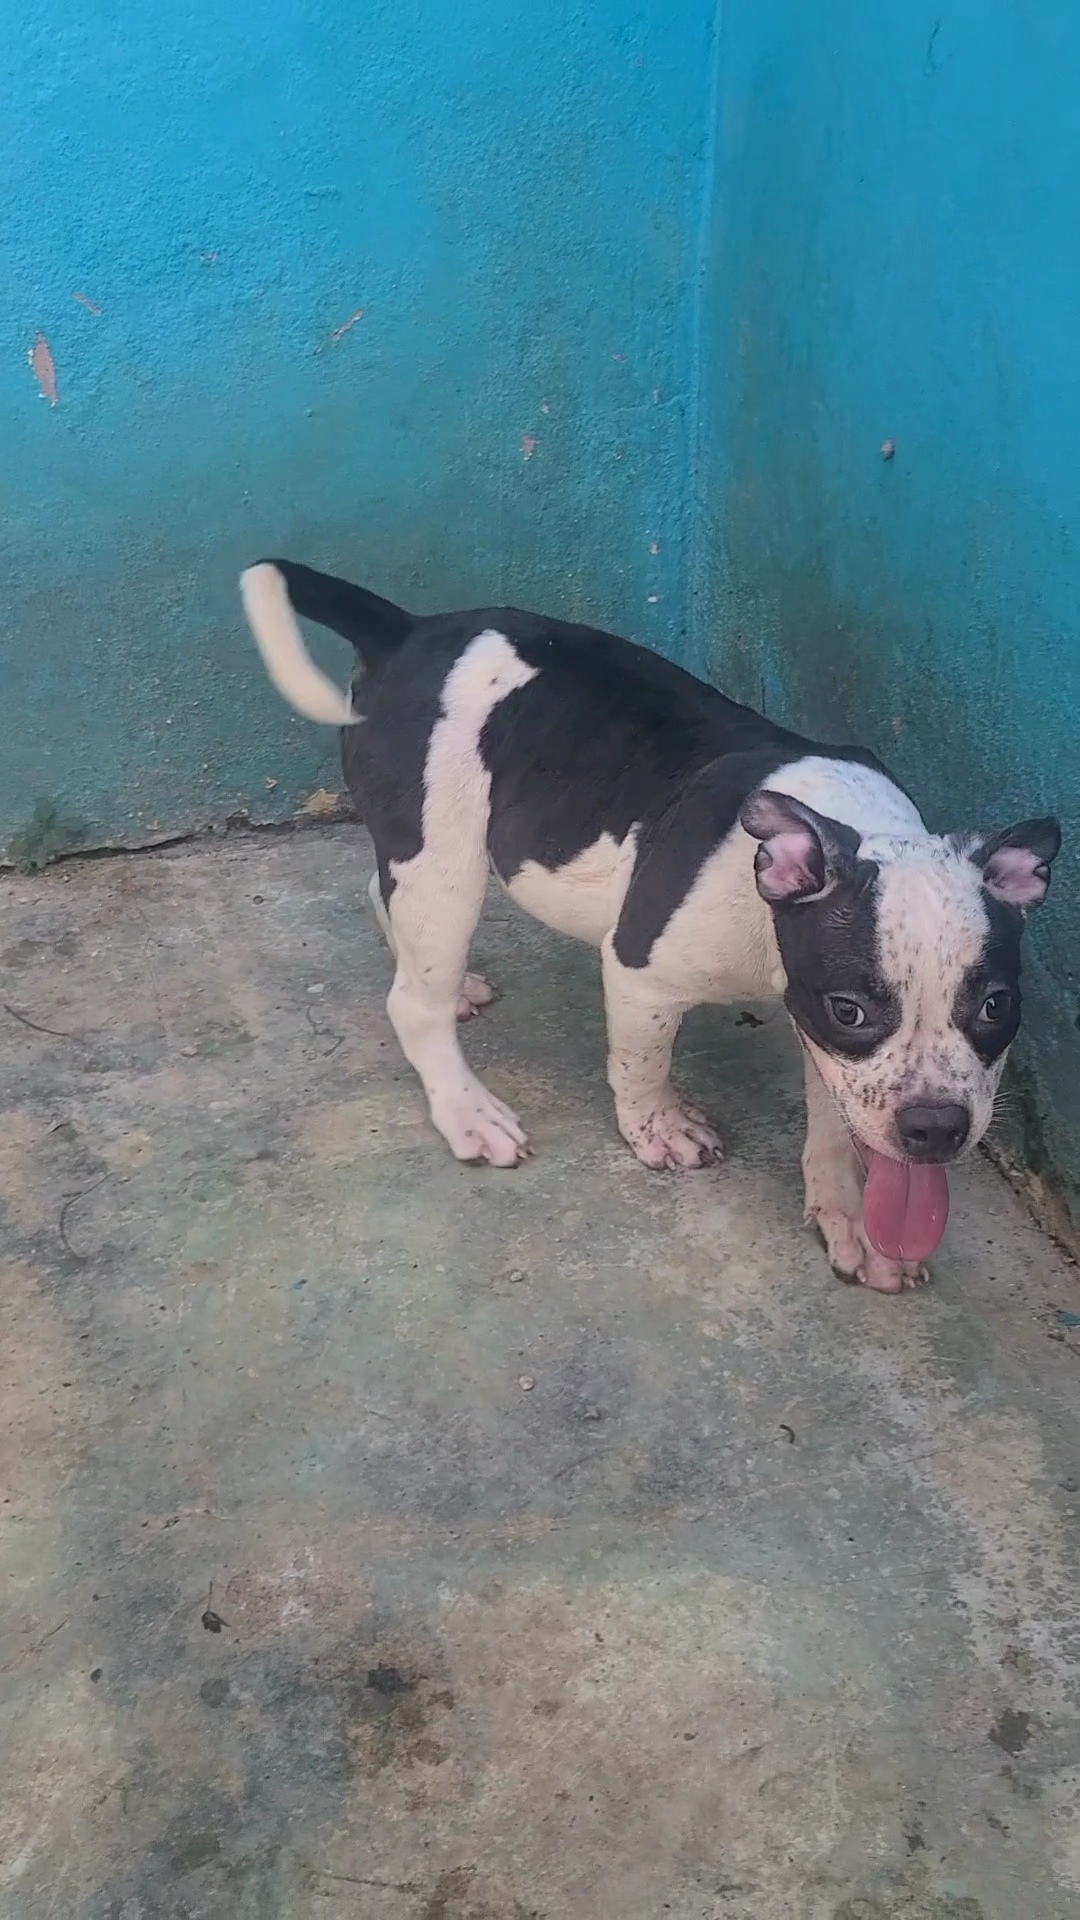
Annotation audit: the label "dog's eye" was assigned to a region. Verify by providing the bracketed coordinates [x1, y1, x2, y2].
[980, 990, 1011, 1024]
[827, 995, 866, 1030]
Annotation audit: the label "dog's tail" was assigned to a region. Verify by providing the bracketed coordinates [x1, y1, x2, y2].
[240, 559, 413, 725]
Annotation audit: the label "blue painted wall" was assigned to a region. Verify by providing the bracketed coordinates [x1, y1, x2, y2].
[7, 0, 1080, 1222]
[0, 0, 711, 860]
[695, 0, 1080, 1233]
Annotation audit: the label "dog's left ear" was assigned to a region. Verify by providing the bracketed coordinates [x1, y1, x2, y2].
[953, 817, 1062, 910]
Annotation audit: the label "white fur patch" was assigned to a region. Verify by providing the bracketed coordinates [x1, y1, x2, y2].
[382, 632, 539, 1167]
[399, 631, 539, 885]
[768, 755, 926, 840]
[504, 829, 639, 946]
[633, 829, 781, 1002]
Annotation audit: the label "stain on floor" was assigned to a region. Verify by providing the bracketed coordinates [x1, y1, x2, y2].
[1, 824, 1080, 1917]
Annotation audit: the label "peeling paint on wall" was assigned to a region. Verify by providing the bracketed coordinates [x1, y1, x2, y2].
[28, 335, 58, 406]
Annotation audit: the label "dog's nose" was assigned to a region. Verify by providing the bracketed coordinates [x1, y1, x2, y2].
[896, 1102, 971, 1162]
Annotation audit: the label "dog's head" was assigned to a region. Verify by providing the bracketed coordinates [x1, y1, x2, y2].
[741, 789, 1061, 1263]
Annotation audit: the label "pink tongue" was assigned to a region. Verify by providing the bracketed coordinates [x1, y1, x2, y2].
[862, 1150, 950, 1263]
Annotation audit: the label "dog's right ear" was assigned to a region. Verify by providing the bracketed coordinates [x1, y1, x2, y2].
[740, 790, 866, 905]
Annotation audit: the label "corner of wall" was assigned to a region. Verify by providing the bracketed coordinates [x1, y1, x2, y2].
[685, 0, 726, 686]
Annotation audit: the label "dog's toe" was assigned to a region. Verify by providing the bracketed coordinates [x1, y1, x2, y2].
[433, 1080, 531, 1167]
[621, 1100, 724, 1171]
[812, 1208, 929, 1294]
[855, 1243, 929, 1293]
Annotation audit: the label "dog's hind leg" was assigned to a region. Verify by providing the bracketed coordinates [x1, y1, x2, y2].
[368, 870, 494, 1022]
[385, 852, 529, 1166]
[379, 630, 537, 1166]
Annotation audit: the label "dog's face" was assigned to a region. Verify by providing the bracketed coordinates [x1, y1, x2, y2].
[741, 790, 1061, 1165]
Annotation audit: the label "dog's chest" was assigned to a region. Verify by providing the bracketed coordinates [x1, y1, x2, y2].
[498, 830, 638, 947]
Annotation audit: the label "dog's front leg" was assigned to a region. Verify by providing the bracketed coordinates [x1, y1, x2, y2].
[801, 1048, 927, 1292]
[600, 936, 723, 1170]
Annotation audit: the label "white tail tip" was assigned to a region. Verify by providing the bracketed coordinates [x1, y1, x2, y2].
[240, 562, 357, 726]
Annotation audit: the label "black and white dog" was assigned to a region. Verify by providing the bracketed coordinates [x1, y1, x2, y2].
[241, 560, 1060, 1295]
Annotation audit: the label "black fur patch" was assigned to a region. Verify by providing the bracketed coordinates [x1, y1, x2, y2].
[953, 893, 1025, 1065]
[268, 558, 412, 659]
[480, 617, 812, 884]
[276, 562, 893, 944]
[612, 751, 801, 968]
[340, 633, 460, 877]
[772, 872, 903, 1059]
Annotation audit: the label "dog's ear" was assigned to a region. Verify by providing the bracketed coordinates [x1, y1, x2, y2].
[740, 790, 865, 906]
[951, 817, 1061, 910]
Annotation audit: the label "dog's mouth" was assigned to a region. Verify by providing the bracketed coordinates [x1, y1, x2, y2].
[854, 1140, 950, 1264]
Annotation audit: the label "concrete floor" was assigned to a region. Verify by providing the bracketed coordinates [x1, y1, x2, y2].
[3, 825, 1080, 1920]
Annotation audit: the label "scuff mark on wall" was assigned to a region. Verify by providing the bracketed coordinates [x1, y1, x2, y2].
[521, 434, 538, 460]
[29, 335, 59, 406]
[73, 291, 103, 315]
[327, 307, 365, 346]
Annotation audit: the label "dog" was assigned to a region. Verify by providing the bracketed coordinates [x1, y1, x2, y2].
[240, 559, 1060, 1295]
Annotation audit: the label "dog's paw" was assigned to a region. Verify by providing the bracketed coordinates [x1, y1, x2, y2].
[455, 972, 496, 1022]
[431, 1077, 532, 1167]
[809, 1206, 928, 1294]
[620, 1097, 724, 1171]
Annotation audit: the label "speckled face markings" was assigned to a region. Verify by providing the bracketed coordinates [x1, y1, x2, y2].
[795, 843, 1012, 1160]
[739, 786, 1059, 1288]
